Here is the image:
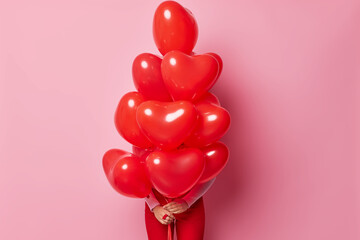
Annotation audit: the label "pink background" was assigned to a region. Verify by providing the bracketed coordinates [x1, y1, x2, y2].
[0, 0, 359, 239]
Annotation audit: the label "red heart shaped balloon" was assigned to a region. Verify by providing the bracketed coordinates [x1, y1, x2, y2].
[198, 142, 229, 183]
[153, 1, 198, 55]
[132, 53, 172, 101]
[184, 101, 230, 147]
[136, 100, 198, 150]
[191, 52, 223, 81]
[102, 149, 152, 198]
[146, 148, 205, 198]
[162, 51, 219, 101]
[114, 92, 153, 148]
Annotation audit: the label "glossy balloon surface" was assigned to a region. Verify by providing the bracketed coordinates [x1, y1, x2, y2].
[114, 92, 153, 148]
[153, 1, 198, 55]
[146, 148, 205, 198]
[162, 50, 219, 101]
[132, 53, 172, 101]
[205, 52, 223, 80]
[198, 142, 229, 183]
[104, 1, 231, 200]
[184, 101, 230, 147]
[103, 149, 152, 198]
[136, 100, 198, 150]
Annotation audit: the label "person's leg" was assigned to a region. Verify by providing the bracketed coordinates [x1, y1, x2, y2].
[175, 197, 205, 240]
[145, 202, 174, 240]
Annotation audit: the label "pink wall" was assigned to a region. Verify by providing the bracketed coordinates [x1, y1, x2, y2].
[0, 0, 359, 239]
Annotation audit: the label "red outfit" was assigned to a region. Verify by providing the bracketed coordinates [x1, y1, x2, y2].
[144, 178, 215, 240]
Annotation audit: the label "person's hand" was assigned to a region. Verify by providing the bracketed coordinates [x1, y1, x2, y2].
[163, 199, 189, 214]
[153, 205, 175, 225]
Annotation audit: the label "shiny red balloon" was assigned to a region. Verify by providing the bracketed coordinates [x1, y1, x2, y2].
[136, 100, 198, 150]
[146, 148, 205, 198]
[102, 149, 152, 198]
[191, 52, 222, 81]
[132, 53, 172, 101]
[198, 142, 229, 183]
[162, 51, 219, 101]
[114, 92, 153, 148]
[153, 1, 198, 55]
[205, 52, 223, 80]
[184, 101, 230, 147]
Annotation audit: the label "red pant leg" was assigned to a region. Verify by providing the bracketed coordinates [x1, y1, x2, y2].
[145, 202, 174, 240]
[174, 197, 205, 240]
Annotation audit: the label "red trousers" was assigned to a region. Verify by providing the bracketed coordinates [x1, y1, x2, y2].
[145, 189, 205, 240]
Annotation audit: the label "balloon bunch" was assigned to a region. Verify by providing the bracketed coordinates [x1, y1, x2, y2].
[102, 1, 230, 200]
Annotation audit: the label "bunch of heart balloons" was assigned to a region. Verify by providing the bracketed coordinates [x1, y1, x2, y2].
[102, 1, 230, 199]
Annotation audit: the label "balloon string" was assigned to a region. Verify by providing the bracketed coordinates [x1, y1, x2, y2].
[168, 224, 172, 240]
[165, 197, 173, 240]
